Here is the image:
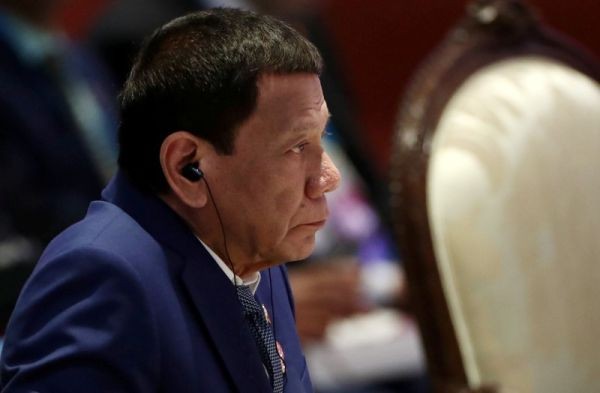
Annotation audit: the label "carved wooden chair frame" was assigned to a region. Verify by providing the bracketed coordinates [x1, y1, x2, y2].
[390, 0, 600, 391]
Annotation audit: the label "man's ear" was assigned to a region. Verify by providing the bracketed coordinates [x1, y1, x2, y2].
[160, 131, 208, 208]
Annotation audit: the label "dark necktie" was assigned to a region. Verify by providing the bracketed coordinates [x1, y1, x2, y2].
[236, 285, 284, 393]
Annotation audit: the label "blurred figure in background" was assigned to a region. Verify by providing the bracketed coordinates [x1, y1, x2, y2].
[0, 0, 118, 332]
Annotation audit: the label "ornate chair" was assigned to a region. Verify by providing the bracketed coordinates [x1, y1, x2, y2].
[390, 1, 600, 392]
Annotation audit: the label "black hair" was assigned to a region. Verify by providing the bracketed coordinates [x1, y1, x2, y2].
[118, 7, 323, 193]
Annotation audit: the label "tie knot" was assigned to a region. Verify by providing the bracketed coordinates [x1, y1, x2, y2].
[236, 285, 263, 317]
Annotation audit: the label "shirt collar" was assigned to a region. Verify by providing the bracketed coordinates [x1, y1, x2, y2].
[198, 239, 261, 295]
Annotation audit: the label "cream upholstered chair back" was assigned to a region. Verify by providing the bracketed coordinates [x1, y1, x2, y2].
[429, 57, 600, 392]
[390, 1, 600, 392]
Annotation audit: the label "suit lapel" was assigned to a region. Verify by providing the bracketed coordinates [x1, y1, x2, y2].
[102, 173, 272, 393]
[180, 258, 272, 392]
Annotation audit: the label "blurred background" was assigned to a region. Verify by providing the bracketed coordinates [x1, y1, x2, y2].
[0, 0, 598, 392]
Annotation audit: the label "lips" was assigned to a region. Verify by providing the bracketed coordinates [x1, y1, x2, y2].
[298, 215, 328, 229]
[305, 220, 326, 228]
[295, 205, 329, 229]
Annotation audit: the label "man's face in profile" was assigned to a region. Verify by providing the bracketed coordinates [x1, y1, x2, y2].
[209, 73, 340, 270]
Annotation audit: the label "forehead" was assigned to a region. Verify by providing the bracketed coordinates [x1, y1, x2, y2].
[257, 73, 324, 105]
[232, 73, 328, 152]
[255, 73, 328, 128]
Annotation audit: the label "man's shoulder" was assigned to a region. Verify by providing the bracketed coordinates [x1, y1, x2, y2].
[42, 201, 140, 256]
[14, 199, 180, 323]
[0, 201, 164, 392]
[38, 200, 170, 278]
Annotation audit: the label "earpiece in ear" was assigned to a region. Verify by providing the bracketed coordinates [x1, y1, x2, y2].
[181, 163, 204, 182]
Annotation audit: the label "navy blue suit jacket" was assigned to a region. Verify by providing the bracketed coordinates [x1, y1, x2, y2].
[0, 172, 313, 392]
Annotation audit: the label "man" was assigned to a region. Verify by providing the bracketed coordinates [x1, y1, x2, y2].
[0, 8, 340, 393]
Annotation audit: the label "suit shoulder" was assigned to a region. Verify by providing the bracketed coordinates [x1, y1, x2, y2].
[40, 200, 169, 273]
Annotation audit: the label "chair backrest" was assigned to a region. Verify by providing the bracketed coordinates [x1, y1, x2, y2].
[390, 1, 600, 391]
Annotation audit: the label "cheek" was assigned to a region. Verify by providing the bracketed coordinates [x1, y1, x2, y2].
[247, 188, 303, 258]
[234, 162, 306, 236]
[248, 180, 306, 249]
[271, 179, 307, 223]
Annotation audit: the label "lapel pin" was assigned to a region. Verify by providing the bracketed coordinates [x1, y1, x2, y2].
[276, 341, 286, 374]
[261, 304, 272, 324]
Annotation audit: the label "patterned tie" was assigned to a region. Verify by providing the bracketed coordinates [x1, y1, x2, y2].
[236, 285, 284, 393]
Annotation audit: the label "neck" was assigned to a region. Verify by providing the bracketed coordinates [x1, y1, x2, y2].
[160, 192, 265, 278]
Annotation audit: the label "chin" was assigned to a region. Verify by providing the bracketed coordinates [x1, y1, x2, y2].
[262, 232, 317, 264]
[284, 235, 317, 262]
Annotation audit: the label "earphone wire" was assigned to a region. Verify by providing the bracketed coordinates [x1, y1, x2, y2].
[268, 268, 286, 370]
[203, 174, 284, 371]
[202, 176, 239, 287]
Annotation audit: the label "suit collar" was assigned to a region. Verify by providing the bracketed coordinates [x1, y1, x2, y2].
[102, 172, 272, 392]
[101, 172, 196, 258]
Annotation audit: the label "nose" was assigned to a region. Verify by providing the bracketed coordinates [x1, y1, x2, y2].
[307, 152, 341, 199]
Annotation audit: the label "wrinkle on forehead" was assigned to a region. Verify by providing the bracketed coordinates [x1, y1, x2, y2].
[253, 73, 327, 133]
[257, 73, 323, 107]
[292, 103, 330, 130]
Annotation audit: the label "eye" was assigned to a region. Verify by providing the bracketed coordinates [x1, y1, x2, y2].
[290, 142, 308, 154]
